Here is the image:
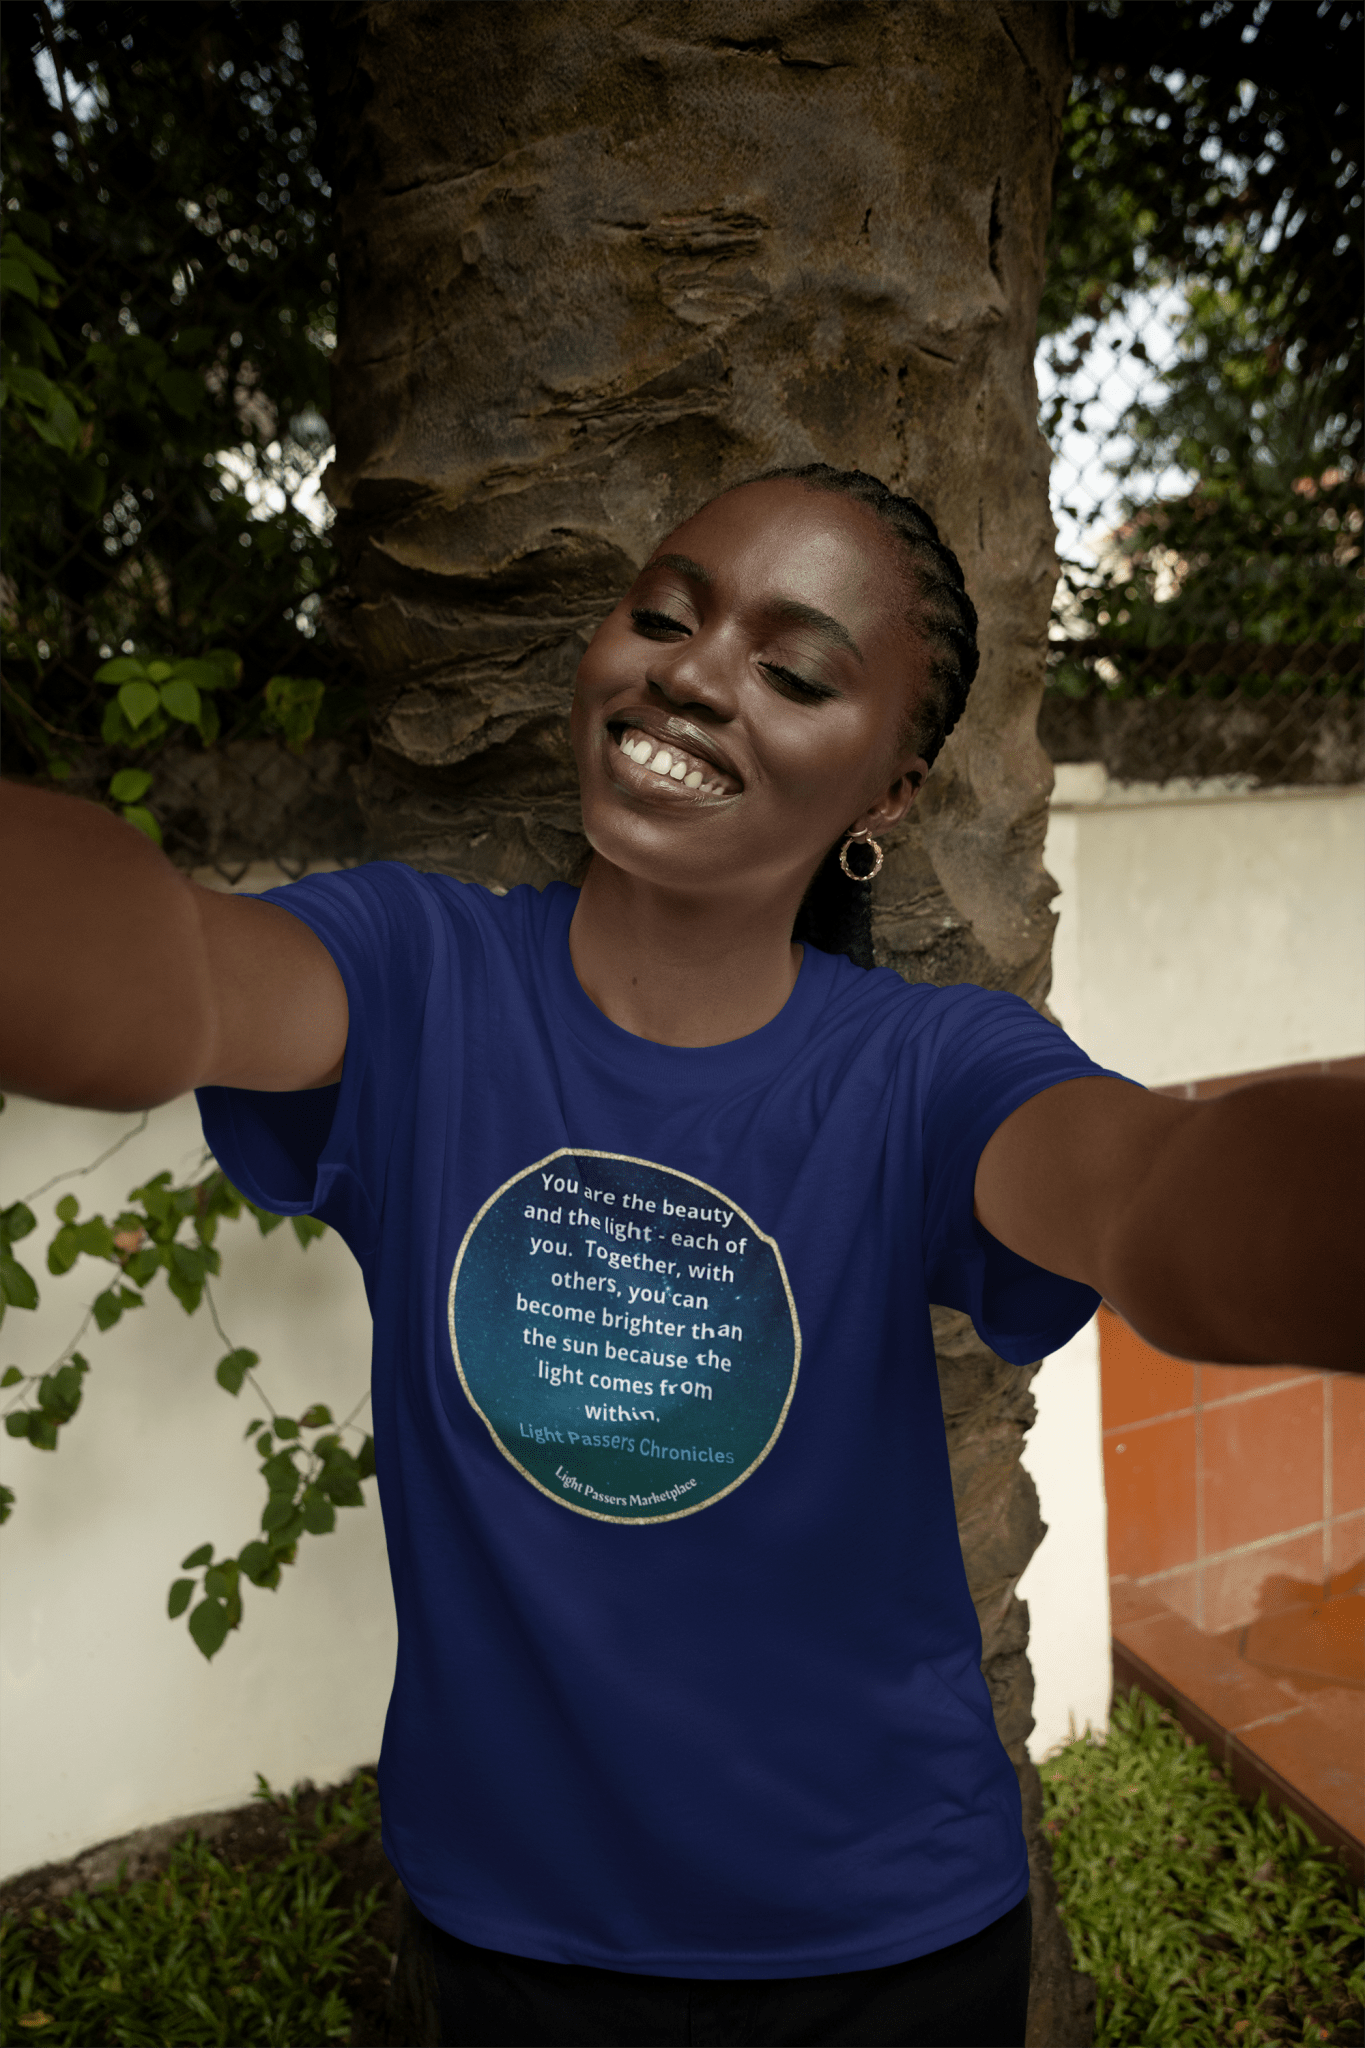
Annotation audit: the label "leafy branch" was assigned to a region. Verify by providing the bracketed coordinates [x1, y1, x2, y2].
[0, 1106, 373, 1660]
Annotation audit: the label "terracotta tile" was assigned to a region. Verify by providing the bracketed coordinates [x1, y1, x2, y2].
[1329, 1513, 1365, 1581]
[1330, 1376, 1365, 1517]
[1238, 1686, 1365, 1841]
[1108, 1575, 1169, 1629]
[1242, 1593, 1365, 1690]
[1115, 1609, 1300, 1734]
[1139, 1566, 1202, 1628]
[1104, 1411, 1197, 1578]
[1202, 1379, 1324, 1554]
[1201, 1530, 1325, 1635]
[1099, 1307, 1196, 1429]
[1201, 1363, 1317, 1402]
[1328, 1551, 1365, 1599]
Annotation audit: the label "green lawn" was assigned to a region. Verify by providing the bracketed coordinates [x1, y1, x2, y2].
[1042, 1690, 1365, 2047]
[0, 1775, 391, 2047]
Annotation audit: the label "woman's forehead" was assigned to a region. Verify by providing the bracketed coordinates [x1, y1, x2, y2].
[650, 480, 910, 623]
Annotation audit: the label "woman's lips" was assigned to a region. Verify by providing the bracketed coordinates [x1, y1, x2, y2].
[607, 720, 742, 797]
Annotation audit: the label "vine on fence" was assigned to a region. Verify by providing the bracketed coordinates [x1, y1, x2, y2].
[0, 1098, 374, 1661]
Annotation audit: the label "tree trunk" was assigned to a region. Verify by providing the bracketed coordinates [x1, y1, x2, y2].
[320, 5, 1091, 2038]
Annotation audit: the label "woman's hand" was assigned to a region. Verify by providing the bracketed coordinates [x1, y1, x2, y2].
[1, 782, 348, 1110]
[974, 1073, 1365, 1373]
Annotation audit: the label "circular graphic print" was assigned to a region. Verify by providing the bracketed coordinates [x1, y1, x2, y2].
[448, 1149, 800, 1523]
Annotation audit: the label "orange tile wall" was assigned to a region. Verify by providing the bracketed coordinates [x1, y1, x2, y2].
[1099, 1307, 1365, 1633]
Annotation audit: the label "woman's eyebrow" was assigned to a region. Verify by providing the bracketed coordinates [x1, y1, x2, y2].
[643, 555, 862, 663]
[767, 598, 863, 663]
[645, 551, 712, 586]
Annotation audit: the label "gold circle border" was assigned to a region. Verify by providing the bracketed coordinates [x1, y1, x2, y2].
[447, 1147, 802, 1525]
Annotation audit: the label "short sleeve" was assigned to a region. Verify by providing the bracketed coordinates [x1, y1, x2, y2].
[196, 863, 443, 1262]
[918, 989, 1132, 1365]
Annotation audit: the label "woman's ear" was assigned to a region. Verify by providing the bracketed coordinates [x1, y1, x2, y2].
[850, 761, 928, 839]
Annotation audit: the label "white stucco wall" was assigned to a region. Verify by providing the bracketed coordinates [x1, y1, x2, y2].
[1020, 771, 1365, 1760]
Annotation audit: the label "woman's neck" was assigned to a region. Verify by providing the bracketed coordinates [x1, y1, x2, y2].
[568, 856, 804, 1047]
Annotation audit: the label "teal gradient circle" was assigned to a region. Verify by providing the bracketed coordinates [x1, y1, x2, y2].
[448, 1150, 801, 1522]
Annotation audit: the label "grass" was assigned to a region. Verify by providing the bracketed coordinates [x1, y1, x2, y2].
[0, 1773, 391, 2047]
[1042, 1690, 1365, 2047]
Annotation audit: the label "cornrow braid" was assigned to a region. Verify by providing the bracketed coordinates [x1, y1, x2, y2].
[744, 465, 981, 972]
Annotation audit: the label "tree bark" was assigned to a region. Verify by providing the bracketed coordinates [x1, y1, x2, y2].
[320, 5, 1091, 2038]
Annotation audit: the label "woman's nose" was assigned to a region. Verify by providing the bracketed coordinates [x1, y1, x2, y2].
[648, 632, 738, 720]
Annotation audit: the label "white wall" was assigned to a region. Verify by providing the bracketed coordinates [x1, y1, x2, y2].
[1020, 772, 1365, 1760]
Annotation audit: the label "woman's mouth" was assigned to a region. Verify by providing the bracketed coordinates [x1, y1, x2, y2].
[608, 723, 741, 797]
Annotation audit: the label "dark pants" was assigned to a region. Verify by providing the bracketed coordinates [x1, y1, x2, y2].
[394, 1891, 1032, 2047]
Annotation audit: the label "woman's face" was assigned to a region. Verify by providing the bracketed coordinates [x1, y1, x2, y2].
[571, 480, 933, 906]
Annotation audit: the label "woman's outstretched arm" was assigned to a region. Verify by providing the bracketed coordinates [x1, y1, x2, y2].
[1, 782, 348, 1109]
[974, 1073, 1365, 1373]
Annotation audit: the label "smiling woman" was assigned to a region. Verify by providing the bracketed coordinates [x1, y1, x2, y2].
[1, 466, 1362, 2048]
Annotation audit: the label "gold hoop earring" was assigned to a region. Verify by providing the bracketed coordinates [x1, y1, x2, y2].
[838, 832, 883, 882]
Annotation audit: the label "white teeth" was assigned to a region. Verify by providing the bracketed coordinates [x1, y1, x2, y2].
[669, 760, 687, 780]
[632, 738, 652, 762]
[683, 769, 703, 787]
[649, 748, 673, 774]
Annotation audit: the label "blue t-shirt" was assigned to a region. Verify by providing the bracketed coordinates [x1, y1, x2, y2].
[199, 862, 1109, 1979]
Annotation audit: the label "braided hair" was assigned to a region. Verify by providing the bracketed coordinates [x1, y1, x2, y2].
[744, 465, 981, 970]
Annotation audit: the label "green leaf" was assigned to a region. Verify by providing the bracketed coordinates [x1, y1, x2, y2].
[291, 1214, 327, 1248]
[301, 1491, 336, 1536]
[73, 1217, 116, 1259]
[0, 256, 40, 304]
[214, 1347, 258, 1395]
[300, 1404, 333, 1429]
[261, 1451, 299, 1495]
[245, 1417, 264, 1437]
[95, 656, 149, 685]
[158, 677, 201, 724]
[120, 804, 162, 845]
[2, 233, 62, 283]
[262, 674, 326, 751]
[0, 1484, 13, 1524]
[273, 1415, 300, 1440]
[117, 681, 160, 729]
[261, 1495, 298, 1533]
[356, 1435, 376, 1481]
[188, 1597, 230, 1660]
[109, 768, 152, 803]
[54, 1195, 79, 1224]
[5, 1411, 31, 1439]
[38, 1364, 84, 1421]
[46, 1228, 78, 1276]
[155, 367, 204, 419]
[167, 1578, 194, 1619]
[237, 1539, 273, 1581]
[28, 1414, 57, 1450]
[93, 1288, 123, 1331]
[180, 1542, 214, 1570]
[39, 392, 80, 454]
[66, 460, 105, 515]
[4, 367, 54, 407]
[203, 1561, 238, 1602]
[1, 1366, 23, 1387]
[2, 1203, 36, 1242]
[0, 1253, 39, 1311]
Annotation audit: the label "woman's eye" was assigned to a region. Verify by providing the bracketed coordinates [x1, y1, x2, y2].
[760, 662, 837, 704]
[630, 607, 690, 639]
